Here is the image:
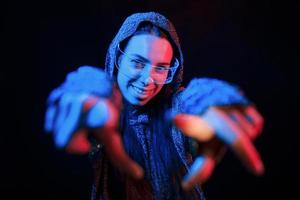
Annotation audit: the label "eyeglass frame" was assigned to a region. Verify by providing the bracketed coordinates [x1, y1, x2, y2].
[114, 43, 180, 84]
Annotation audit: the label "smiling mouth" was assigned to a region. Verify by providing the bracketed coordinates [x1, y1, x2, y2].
[131, 84, 154, 97]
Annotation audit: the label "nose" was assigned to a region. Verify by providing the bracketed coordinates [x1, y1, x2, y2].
[139, 65, 154, 85]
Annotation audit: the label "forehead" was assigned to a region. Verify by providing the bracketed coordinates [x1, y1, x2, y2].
[124, 34, 173, 62]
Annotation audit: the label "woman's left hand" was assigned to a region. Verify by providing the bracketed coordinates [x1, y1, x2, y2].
[172, 105, 264, 191]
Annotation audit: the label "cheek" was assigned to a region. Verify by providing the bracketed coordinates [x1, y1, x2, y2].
[117, 72, 129, 88]
[117, 73, 127, 96]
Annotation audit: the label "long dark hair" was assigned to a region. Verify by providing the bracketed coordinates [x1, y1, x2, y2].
[116, 22, 189, 199]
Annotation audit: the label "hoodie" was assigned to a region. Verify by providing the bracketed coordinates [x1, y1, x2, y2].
[46, 11, 250, 200]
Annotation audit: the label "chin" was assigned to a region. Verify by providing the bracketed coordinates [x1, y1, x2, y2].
[137, 100, 149, 106]
[130, 99, 150, 106]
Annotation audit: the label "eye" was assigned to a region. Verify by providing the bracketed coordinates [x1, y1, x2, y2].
[155, 66, 168, 73]
[131, 59, 145, 69]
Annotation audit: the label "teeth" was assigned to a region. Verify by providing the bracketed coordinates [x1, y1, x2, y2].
[135, 87, 143, 93]
[133, 86, 145, 94]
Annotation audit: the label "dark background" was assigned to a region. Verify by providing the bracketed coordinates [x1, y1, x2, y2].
[2, 0, 299, 199]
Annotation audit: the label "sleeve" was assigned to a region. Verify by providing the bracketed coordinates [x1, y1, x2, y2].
[47, 66, 113, 105]
[178, 78, 250, 115]
[44, 66, 112, 140]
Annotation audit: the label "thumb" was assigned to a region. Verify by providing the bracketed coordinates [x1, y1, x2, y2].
[173, 114, 215, 142]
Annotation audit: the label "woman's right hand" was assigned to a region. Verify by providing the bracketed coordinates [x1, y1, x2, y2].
[44, 90, 144, 180]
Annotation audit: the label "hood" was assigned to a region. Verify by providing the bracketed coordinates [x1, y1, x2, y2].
[104, 11, 184, 92]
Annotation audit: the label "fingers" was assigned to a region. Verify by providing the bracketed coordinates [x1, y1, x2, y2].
[173, 114, 214, 142]
[230, 110, 257, 140]
[89, 97, 143, 180]
[204, 107, 264, 175]
[198, 137, 227, 163]
[54, 94, 88, 148]
[244, 106, 264, 138]
[44, 105, 57, 132]
[63, 97, 110, 154]
[181, 156, 215, 191]
[44, 88, 69, 132]
[86, 101, 110, 128]
[232, 133, 265, 175]
[46, 89, 142, 178]
[173, 104, 264, 191]
[202, 108, 237, 144]
[53, 93, 72, 135]
[174, 105, 265, 189]
[47, 87, 64, 104]
[65, 129, 91, 154]
[94, 129, 144, 180]
[183, 138, 226, 189]
[230, 105, 264, 140]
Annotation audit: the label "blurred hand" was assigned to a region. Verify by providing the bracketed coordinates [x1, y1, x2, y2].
[172, 105, 264, 190]
[44, 88, 144, 180]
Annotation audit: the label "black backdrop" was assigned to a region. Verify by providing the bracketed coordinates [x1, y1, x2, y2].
[2, 0, 299, 199]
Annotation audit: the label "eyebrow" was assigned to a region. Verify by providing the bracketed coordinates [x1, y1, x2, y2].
[132, 54, 171, 66]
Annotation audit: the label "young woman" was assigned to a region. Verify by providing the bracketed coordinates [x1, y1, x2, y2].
[45, 12, 264, 200]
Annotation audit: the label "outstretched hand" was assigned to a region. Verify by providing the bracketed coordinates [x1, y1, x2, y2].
[86, 94, 144, 180]
[44, 88, 144, 180]
[172, 105, 264, 190]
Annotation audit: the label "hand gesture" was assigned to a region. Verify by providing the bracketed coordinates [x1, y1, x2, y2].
[44, 66, 144, 180]
[173, 105, 264, 190]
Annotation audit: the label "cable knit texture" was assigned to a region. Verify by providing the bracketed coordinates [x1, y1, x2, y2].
[104, 11, 184, 93]
[178, 78, 250, 115]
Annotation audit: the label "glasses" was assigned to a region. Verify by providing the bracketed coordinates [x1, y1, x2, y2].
[115, 44, 179, 84]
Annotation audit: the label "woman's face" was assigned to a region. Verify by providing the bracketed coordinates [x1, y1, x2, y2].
[117, 34, 173, 106]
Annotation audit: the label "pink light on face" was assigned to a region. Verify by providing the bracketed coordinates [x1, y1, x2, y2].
[117, 34, 173, 106]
